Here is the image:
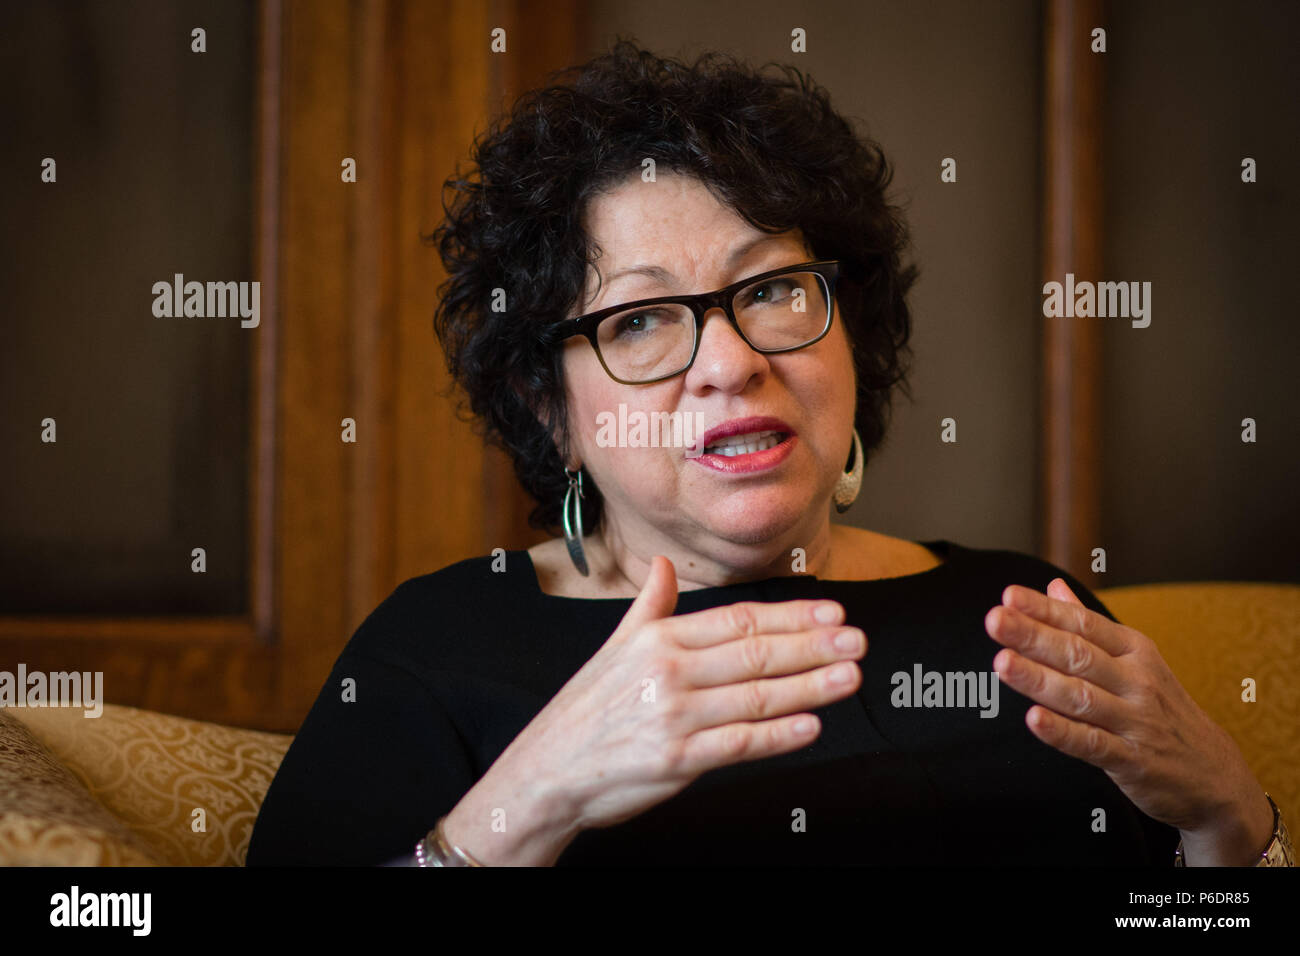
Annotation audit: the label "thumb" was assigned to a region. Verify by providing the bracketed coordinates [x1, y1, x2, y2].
[1048, 577, 1084, 605]
[614, 555, 679, 637]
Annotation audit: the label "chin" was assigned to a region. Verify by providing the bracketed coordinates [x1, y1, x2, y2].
[695, 492, 813, 548]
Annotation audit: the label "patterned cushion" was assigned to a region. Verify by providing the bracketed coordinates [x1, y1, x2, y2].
[1098, 582, 1300, 822]
[0, 709, 158, 865]
[7, 704, 292, 866]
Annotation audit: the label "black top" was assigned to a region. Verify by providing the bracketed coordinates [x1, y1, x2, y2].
[247, 539, 1180, 866]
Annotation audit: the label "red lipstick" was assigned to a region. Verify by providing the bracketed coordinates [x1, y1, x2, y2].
[689, 416, 797, 474]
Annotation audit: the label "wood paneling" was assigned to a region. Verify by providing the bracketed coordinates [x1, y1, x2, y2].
[282, 0, 581, 723]
[252, 0, 284, 644]
[1041, 0, 1104, 581]
[480, 0, 585, 555]
[0, 0, 280, 727]
[1, 0, 584, 732]
[271, 0, 585, 724]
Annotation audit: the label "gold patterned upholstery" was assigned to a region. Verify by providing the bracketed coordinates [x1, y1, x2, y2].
[0, 581, 1295, 865]
[0, 710, 159, 866]
[3, 704, 291, 866]
[1097, 582, 1300, 823]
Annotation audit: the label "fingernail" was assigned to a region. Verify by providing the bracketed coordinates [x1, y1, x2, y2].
[834, 629, 861, 652]
[828, 662, 855, 685]
[814, 603, 841, 624]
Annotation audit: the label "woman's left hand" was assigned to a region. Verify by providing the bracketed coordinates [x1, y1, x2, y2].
[985, 578, 1275, 865]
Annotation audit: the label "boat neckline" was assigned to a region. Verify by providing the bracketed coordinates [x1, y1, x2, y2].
[521, 538, 962, 602]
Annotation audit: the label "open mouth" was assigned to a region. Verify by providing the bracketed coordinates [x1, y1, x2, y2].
[702, 430, 791, 457]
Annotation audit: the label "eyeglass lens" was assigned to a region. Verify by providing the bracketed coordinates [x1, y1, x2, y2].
[593, 271, 830, 383]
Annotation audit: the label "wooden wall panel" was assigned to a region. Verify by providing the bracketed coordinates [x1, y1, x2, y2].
[0, 0, 585, 733]
[276, 0, 357, 722]
[275, 0, 583, 725]
[478, 0, 585, 556]
[388, 0, 493, 605]
[1041, 0, 1104, 581]
[0, 0, 279, 729]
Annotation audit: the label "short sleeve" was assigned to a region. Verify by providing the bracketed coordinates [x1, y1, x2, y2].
[246, 649, 476, 866]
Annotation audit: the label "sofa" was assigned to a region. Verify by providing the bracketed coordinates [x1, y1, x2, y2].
[2, 581, 1296, 866]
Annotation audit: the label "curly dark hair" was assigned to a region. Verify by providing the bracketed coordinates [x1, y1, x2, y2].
[430, 39, 918, 533]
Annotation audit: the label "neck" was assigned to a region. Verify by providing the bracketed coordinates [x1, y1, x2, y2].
[590, 507, 837, 595]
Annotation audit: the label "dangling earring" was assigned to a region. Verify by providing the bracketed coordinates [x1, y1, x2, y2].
[833, 428, 864, 514]
[562, 466, 589, 576]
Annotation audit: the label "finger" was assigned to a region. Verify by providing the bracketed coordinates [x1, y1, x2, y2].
[612, 555, 679, 640]
[985, 605, 1131, 695]
[678, 713, 823, 778]
[1001, 583, 1133, 656]
[993, 648, 1131, 731]
[667, 599, 846, 649]
[687, 659, 861, 729]
[1023, 705, 1132, 774]
[684, 626, 867, 688]
[1048, 577, 1082, 606]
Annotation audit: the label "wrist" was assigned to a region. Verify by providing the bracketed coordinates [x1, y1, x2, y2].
[440, 762, 581, 866]
[1177, 788, 1275, 866]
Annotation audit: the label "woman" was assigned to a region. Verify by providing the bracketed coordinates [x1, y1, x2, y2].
[247, 41, 1288, 867]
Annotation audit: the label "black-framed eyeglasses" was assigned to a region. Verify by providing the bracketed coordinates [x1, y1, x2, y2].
[544, 259, 840, 385]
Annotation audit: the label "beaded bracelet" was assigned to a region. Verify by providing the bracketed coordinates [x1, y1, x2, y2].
[414, 815, 486, 867]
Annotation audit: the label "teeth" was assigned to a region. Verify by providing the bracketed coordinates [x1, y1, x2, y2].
[704, 430, 784, 456]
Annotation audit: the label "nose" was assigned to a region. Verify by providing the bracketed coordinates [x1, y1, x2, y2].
[682, 306, 770, 394]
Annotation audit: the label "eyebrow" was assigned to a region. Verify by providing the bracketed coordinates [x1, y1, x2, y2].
[601, 234, 796, 290]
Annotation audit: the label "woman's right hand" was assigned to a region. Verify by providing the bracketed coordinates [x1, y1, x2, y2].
[443, 554, 866, 864]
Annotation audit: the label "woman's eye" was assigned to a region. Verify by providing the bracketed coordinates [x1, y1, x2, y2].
[750, 280, 796, 305]
[615, 311, 663, 336]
